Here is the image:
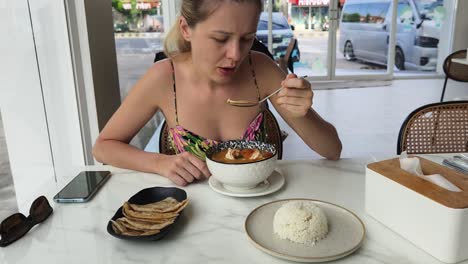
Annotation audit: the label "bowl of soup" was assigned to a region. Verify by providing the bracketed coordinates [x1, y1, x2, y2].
[205, 140, 277, 191]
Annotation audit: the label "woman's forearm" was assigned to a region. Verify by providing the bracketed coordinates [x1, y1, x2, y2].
[93, 139, 165, 174]
[288, 109, 342, 160]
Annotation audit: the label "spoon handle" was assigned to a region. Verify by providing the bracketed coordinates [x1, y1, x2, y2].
[259, 87, 283, 103]
[259, 75, 308, 103]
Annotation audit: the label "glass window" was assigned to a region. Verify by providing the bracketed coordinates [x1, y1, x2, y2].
[257, 20, 290, 30]
[342, 4, 363, 23]
[259, 0, 454, 79]
[256, 11, 294, 60]
[393, 0, 447, 74]
[365, 3, 390, 24]
[291, 6, 311, 30]
[289, 3, 330, 77]
[414, 0, 444, 20]
[397, 1, 414, 23]
[112, 0, 165, 149]
[337, 2, 389, 76]
[112, 0, 164, 33]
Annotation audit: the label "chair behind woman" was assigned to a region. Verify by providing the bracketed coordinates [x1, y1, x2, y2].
[397, 101, 468, 154]
[440, 50, 468, 102]
[276, 38, 297, 74]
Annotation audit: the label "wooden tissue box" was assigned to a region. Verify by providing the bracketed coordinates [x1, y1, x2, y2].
[365, 157, 468, 263]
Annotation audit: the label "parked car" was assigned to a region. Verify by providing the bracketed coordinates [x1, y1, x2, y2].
[339, 0, 442, 71]
[114, 23, 129, 33]
[256, 12, 300, 62]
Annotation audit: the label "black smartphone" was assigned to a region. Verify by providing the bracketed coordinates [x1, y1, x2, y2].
[53, 171, 111, 203]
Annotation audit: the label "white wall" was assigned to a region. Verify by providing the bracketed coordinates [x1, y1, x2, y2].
[0, 0, 55, 209]
[452, 0, 468, 51]
[29, 0, 85, 184]
[0, 0, 85, 210]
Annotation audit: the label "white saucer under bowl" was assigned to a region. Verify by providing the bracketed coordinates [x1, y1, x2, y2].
[208, 169, 285, 197]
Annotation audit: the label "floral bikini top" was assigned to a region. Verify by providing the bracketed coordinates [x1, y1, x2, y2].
[168, 54, 268, 160]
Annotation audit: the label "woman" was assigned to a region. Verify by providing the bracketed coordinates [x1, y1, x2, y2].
[93, 0, 342, 186]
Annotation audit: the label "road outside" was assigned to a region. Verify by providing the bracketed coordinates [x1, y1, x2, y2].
[295, 32, 386, 77]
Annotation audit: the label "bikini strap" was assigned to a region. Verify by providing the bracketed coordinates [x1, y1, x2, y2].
[248, 51, 261, 101]
[169, 60, 179, 125]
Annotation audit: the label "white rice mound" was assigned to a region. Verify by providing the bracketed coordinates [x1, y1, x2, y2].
[273, 201, 328, 245]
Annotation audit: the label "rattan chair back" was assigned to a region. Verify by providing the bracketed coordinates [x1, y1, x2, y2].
[159, 108, 283, 159]
[263, 108, 283, 159]
[159, 121, 176, 156]
[397, 101, 468, 154]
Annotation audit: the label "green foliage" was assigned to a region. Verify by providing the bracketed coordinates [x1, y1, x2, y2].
[112, 0, 160, 29]
[130, 0, 140, 17]
[112, 0, 125, 13]
[365, 14, 370, 23]
[147, 8, 157, 15]
[264, 0, 282, 12]
[343, 13, 360, 22]
[273, 0, 281, 12]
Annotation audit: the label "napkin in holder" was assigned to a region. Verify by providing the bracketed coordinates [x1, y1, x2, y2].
[399, 151, 461, 192]
[365, 156, 468, 263]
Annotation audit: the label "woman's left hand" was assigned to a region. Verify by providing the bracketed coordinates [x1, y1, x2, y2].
[276, 74, 313, 118]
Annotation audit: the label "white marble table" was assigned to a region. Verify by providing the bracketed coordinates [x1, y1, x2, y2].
[1, 157, 467, 264]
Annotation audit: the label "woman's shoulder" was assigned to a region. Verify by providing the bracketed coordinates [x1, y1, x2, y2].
[249, 51, 284, 74]
[147, 58, 173, 83]
[148, 53, 190, 78]
[249, 50, 276, 65]
[126, 58, 174, 108]
[139, 58, 174, 94]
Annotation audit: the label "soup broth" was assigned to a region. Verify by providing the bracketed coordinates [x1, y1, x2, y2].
[212, 148, 274, 164]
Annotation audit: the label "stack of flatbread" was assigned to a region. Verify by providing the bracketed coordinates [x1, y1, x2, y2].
[111, 197, 188, 236]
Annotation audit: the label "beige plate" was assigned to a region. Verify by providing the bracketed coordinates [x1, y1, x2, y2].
[245, 199, 366, 263]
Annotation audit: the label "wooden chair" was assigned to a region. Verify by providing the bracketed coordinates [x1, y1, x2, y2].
[159, 108, 284, 159]
[159, 121, 176, 156]
[397, 101, 468, 154]
[277, 38, 297, 74]
[251, 38, 274, 60]
[440, 50, 468, 102]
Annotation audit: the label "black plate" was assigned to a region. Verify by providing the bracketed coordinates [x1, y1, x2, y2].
[107, 186, 187, 241]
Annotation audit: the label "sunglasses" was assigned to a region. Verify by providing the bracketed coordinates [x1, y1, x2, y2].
[0, 195, 53, 247]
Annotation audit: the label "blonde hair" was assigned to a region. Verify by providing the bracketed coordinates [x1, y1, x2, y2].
[163, 0, 262, 58]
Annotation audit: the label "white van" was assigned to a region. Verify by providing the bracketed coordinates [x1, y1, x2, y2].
[339, 0, 442, 71]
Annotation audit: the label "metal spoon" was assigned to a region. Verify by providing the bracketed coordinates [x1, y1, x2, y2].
[227, 87, 284, 107]
[227, 75, 307, 107]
